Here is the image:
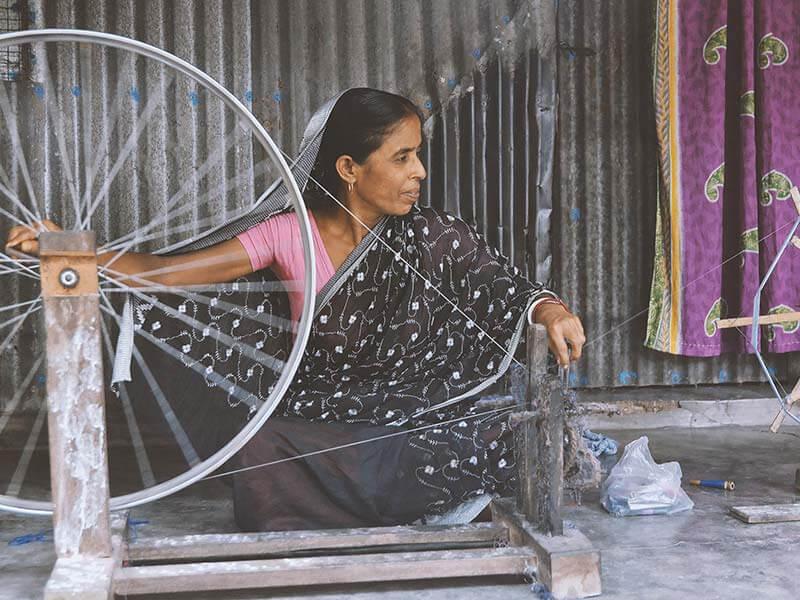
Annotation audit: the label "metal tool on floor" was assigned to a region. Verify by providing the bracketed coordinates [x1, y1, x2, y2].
[689, 479, 735, 491]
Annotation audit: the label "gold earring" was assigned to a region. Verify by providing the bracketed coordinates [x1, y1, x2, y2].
[348, 182, 354, 193]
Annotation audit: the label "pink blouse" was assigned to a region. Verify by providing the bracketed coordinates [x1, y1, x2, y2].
[236, 211, 336, 323]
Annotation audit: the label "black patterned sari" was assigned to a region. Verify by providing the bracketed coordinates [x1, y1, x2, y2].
[233, 205, 555, 530]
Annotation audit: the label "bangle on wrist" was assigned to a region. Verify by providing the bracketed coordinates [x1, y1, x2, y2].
[532, 297, 570, 321]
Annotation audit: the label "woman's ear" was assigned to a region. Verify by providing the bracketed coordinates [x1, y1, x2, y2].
[335, 155, 358, 187]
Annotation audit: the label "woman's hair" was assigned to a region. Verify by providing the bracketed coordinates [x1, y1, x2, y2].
[305, 88, 424, 207]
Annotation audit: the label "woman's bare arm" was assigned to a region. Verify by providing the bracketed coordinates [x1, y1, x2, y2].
[5, 221, 254, 287]
[96, 238, 253, 287]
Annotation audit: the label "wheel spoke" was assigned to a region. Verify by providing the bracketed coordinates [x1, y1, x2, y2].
[6, 397, 47, 496]
[98, 297, 261, 412]
[100, 155, 274, 261]
[0, 83, 45, 223]
[99, 280, 301, 294]
[0, 250, 41, 280]
[96, 119, 257, 253]
[4, 247, 40, 261]
[0, 297, 41, 315]
[0, 185, 37, 228]
[99, 270, 293, 369]
[0, 353, 44, 438]
[100, 259, 298, 332]
[78, 55, 132, 222]
[0, 300, 40, 342]
[79, 44, 94, 203]
[101, 268, 298, 332]
[81, 72, 176, 229]
[98, 296, 201, 467]
[0, 264, 39, 281]
[100, 164, 277, 255]
[0, 257, 39, 263]
[39, 47, 83, 227]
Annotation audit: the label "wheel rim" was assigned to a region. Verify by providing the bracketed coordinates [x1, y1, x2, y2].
[0, 29, 316, 515]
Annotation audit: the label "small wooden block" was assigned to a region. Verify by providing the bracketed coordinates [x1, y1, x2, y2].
[730, 503, 800, 524]
[492, 498, 601, 598]
[114, 547, 535, 595]
[769, 378, 800, 433]
[39, 232, 99, 297]
[44, 557, 115, 600]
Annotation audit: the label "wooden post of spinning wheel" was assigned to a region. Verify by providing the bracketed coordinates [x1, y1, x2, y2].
[491, 324, 601, 598]
[38, 231, 116, 600]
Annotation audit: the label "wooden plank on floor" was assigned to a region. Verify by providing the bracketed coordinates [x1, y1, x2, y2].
[730, 503, 800, 524]
[114, 546, 535, 595]
[127, 522, 507, 562]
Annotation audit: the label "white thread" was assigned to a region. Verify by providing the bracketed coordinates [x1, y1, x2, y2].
[203, 405, 516, 481]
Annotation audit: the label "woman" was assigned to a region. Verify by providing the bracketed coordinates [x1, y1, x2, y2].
[6, 88, 585, 530]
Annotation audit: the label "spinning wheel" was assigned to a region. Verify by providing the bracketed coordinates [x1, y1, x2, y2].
[0, 29, 316, 516]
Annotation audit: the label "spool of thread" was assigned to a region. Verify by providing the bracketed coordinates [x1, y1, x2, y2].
[689, 479, 735, 491]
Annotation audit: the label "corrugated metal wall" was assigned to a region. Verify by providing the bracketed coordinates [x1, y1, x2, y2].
[421, 2, 557, 285]
[0, 0, 546, 410]
[555, 0, 789, 386]
[33, 0, 523, 155]
[0, 0, 790, 396]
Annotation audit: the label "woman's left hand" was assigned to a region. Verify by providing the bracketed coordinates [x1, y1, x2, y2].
[534, 304, 585, 367]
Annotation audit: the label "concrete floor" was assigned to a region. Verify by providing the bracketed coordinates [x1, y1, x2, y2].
[1, 425, 799, 599]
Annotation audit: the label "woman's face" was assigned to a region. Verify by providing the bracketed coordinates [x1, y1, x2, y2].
[351, 115, 426, 216]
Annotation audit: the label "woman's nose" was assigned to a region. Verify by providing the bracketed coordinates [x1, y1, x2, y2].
[413, 155, 427, 180]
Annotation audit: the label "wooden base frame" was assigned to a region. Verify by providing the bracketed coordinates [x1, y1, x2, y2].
[39, 231, 600, 598]
[108, 497, 600, 597]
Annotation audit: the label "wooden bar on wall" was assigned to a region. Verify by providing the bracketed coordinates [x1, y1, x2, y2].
[716, 312, 800, 329]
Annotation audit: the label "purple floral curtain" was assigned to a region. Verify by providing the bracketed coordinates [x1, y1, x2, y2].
[647, 0, 800, 356]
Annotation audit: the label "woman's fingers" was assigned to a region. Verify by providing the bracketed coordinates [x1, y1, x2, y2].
[40, 219, 62, 232]
[536, 306, 586, 366]
[568, 320, 585, 361]
[6, 225, 36, 248]
[6, 221, 62, 252]
[18, 239, 39, 254]
[549, 331, 571, 366]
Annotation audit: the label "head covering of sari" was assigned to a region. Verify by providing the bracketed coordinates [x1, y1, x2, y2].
[119, 88, 555, 463]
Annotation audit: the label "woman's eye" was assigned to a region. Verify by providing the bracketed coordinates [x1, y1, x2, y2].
[398, 155, 408, 162]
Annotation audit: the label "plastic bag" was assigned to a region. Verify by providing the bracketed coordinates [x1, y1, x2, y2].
[600, 436, 693, 517]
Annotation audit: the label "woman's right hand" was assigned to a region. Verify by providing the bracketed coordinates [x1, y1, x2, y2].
[5, 220, 252, 287]
[5, 220, 62, 257]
